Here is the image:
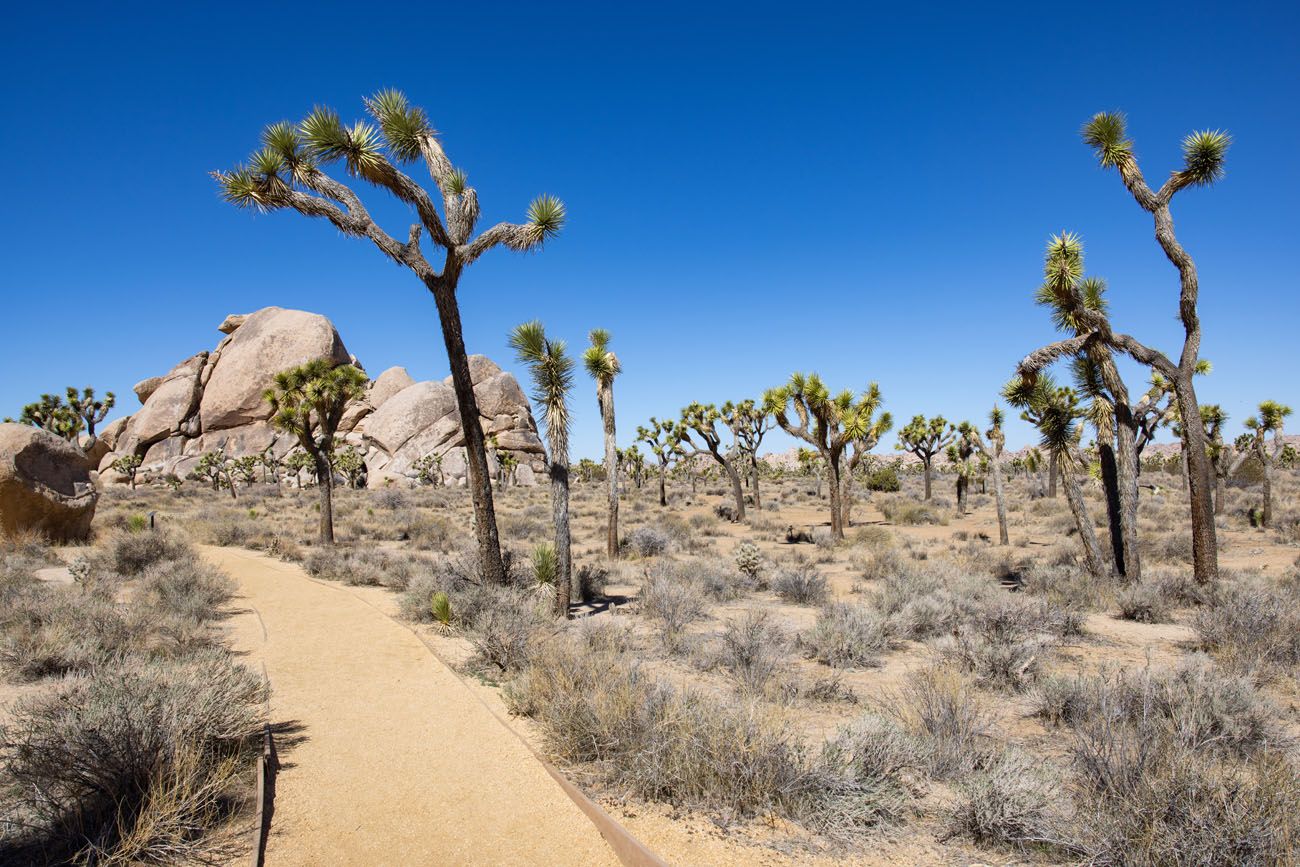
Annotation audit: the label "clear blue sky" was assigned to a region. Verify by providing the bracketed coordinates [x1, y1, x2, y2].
[2, 2, 1296, 460]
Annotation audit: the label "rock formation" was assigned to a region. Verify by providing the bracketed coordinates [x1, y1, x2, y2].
[0, 423, 98, 541]
[96, 307, 546, 487]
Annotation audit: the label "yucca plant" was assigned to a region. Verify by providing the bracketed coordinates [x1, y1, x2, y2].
[1242, 401, 1292, 527]
[510, 321, 574, 617]
[1019, 113, 1230, 584]
[677, 402, 748, 522]
[430, 591, 454, 630]
[764, 375, 890, 538]
[531, 542, 557, 586]
[895, 414, 956, 501]
[264, 359, 368, 544]
[726, 399, 775, 510]
[214, 91, 565, 584]
[583, 329, 622, 559]
[636, 417, 684, 507]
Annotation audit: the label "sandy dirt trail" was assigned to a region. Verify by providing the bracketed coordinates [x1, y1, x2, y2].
[205, 546, 620, 867]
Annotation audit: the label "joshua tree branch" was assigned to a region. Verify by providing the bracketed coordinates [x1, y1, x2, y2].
[460, 222, 538, 265]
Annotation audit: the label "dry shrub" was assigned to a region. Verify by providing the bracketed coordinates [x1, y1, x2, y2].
[1193, 576, 1300, 675]
[96, 528, 192, 576]
[0, 653, 265, 864]
[0, 584, 132, 681]
[1115, 581, 1172, 623]
[622, 526, 671, 558]
[801, 602, 893, 669]
[464, 586, 548, 674]
[715, 611, 788, 695]
[638, 566, 708, 652]
[305, 546, 430, 590]
[137, 559, 236, 625]
[887, 666, 993, 780]
[772, 562, 829, 605]
[945, 750, 1064, 852]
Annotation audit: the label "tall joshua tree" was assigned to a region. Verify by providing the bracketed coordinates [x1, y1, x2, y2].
[972, 407, 1011, 544]
[947, 427, 977, 516]
[839, 395, 892, 529]
[1006, 375, 1108, 578]
[765, 374, 887, 539]
[1199, 404, 1235, 515]
[265, 360, 368, 545]
[14, 387, 116, 452]
[725, 399, 774, 509]
[1024, 111, 1228, 584]
[678, 402, 747, 521]
[215, 90, 564, 586]
[896, 415, 955, 501]
[637, 417, 682, 507]
[583, 329, 622, 560]
[510, 321, 575, 617]
[1243, 401, 1292, 528]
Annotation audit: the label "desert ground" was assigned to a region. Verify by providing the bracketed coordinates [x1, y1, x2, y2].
[6, 460, 1297, 865]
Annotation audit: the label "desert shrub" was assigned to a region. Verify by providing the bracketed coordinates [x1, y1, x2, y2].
[1115, 581, 1172, 623]
[937, 596, 1058, 691]
[854, 545, 906, 583]
[1193, 577, 1300, 674]
[304, 547, 428, 590]
[401, 514, 453, 551]
[98, 528, 192, 576]
[137, 559, 236, 625]
[713, 503, 737, 522]
[639, 566, 707, 652]
[877, 495, 947, 526]
[374, 488, 406, 510]
[531, 542, 557, 586]
[0, 653, 265, 864]
[865, 465, 901, 492]
[716, 611, 788, 694]
[889, 667, 993, 779]
[202, 515, 259, 548]
[0, 583, 135, 680]
[801, 602, 893, 669]
[1019, 562, 1109, 614]
[946, 750, 1063, 851]
[464, 586, 547, 674]
[733, 540, 763, 578]
[773, 563, 829, 605]
[874, 562, 991, 639]
[622, 526, 670, 558]
[575, 563, 608, 604]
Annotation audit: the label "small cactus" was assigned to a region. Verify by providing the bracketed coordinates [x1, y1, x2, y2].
[734, 540, 763, 578]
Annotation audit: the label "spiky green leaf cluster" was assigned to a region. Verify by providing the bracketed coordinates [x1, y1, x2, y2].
[1081, 112, 1132, 168]
[509, 320, 574, 438]
[583, 328, 621, 383]
[1180, 129, 1231, 187]
[527, 194, 566, 241]
[363, 89, 431, 163]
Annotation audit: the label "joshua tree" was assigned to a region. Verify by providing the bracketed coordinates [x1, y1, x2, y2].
[947, 427, 977, 516]
[725, 399, 774, 509]
[636, 417, 683, 507]
[839, 394, 893, 528]
[496, 451, 518, 488]
[230, 455, 261, 488]
[678, 402, 747, 521]
[1242, 401, 1292, 528]
[284, 449, 315, 488]
[413, 453, 444, 487]
[765, 374, 887, 539]
[1199, 404, 1233, 515]
[959, 408, 1010, 544]
[110, 453, 142, 490]
[1006, 375, 1108, 578]
[583, 329, 622, 559]
[896, 415, 955, 501]
[1018, 113, 1229, 584]
[215, 90, 564, 585]
[620, 445, 647, 489]
[796, 447, 824, 496]
[12, 387, 115, 451]
[264, 360, 368, 544]
[333, 444, 367, 489]
[191, 450, 236, 499]
[509, 321, 575, 618]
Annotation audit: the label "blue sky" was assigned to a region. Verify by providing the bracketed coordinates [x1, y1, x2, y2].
[2, 2, 1296, 460]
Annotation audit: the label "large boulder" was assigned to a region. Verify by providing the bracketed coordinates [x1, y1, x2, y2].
[122, 352, 207, 452]
[365, 380, 459, 454]
[0, 423, 97, 542]
[199, 307, 350, 431]
[369, 366, 416, 409]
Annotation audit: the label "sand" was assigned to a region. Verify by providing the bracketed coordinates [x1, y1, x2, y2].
[206, 545, 622, 867]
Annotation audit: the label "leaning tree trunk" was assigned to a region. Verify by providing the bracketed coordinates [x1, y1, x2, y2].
[431, 283, 506, 585]
[750, 459, 762, 510]
[718, 454, 746, 521]
[1060, 455, 1107, 578]
[313, 452, 335, 545]
[598, 380, 619, 559]
[990, 453, 1009, 545]
[1173, 377, 1218, 583]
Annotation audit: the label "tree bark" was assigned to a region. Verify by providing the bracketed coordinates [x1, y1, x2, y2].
[840, 472, 855, 531]
[1098, 443, 1125, 577]
[551, 460, 572, 617]
[1112, 405, 1142, 581]
[955, 475, 967, 516]
[1173, 376, 1218, 583]
[1048, 451, 1058, 498]
[922, 457, 933, 500]
[825, 455, 843, 539]
[314, 453, 335, 545]
[1060, 456, 1107, 578]
[990, 453, 1009, 545]
[430, 283, 506, 585]
[719, 454, 746, 521]
[658, 464, 668, 507]
[750, 458, 762, 510]
[598, 381, 619, 559]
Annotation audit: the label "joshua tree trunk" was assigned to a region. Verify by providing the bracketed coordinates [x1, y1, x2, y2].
[431, 282, 506, 585]
[839, 473, 856, 531]
[1048, 451, 1058, 498]
[1112, 404, 1142, 581]
[313, 452, 335, 545]
[597, 381, 619, 559]
[955, 475, 968, 516]
[549, 457, 572, 617]
[990, 452, 1009, 545]
[1261, 461, 1273, 527]
[1098, 443, 1125, 577]
[1173, 381, 1217, 582]
[721, 456, 746, 521]
[825, 456, 843, 539]
[922, 458, 933, 500]
[1060, 456, 1107, 578]
[750, 458, 762, 510]
[657, 465, 668, 506]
